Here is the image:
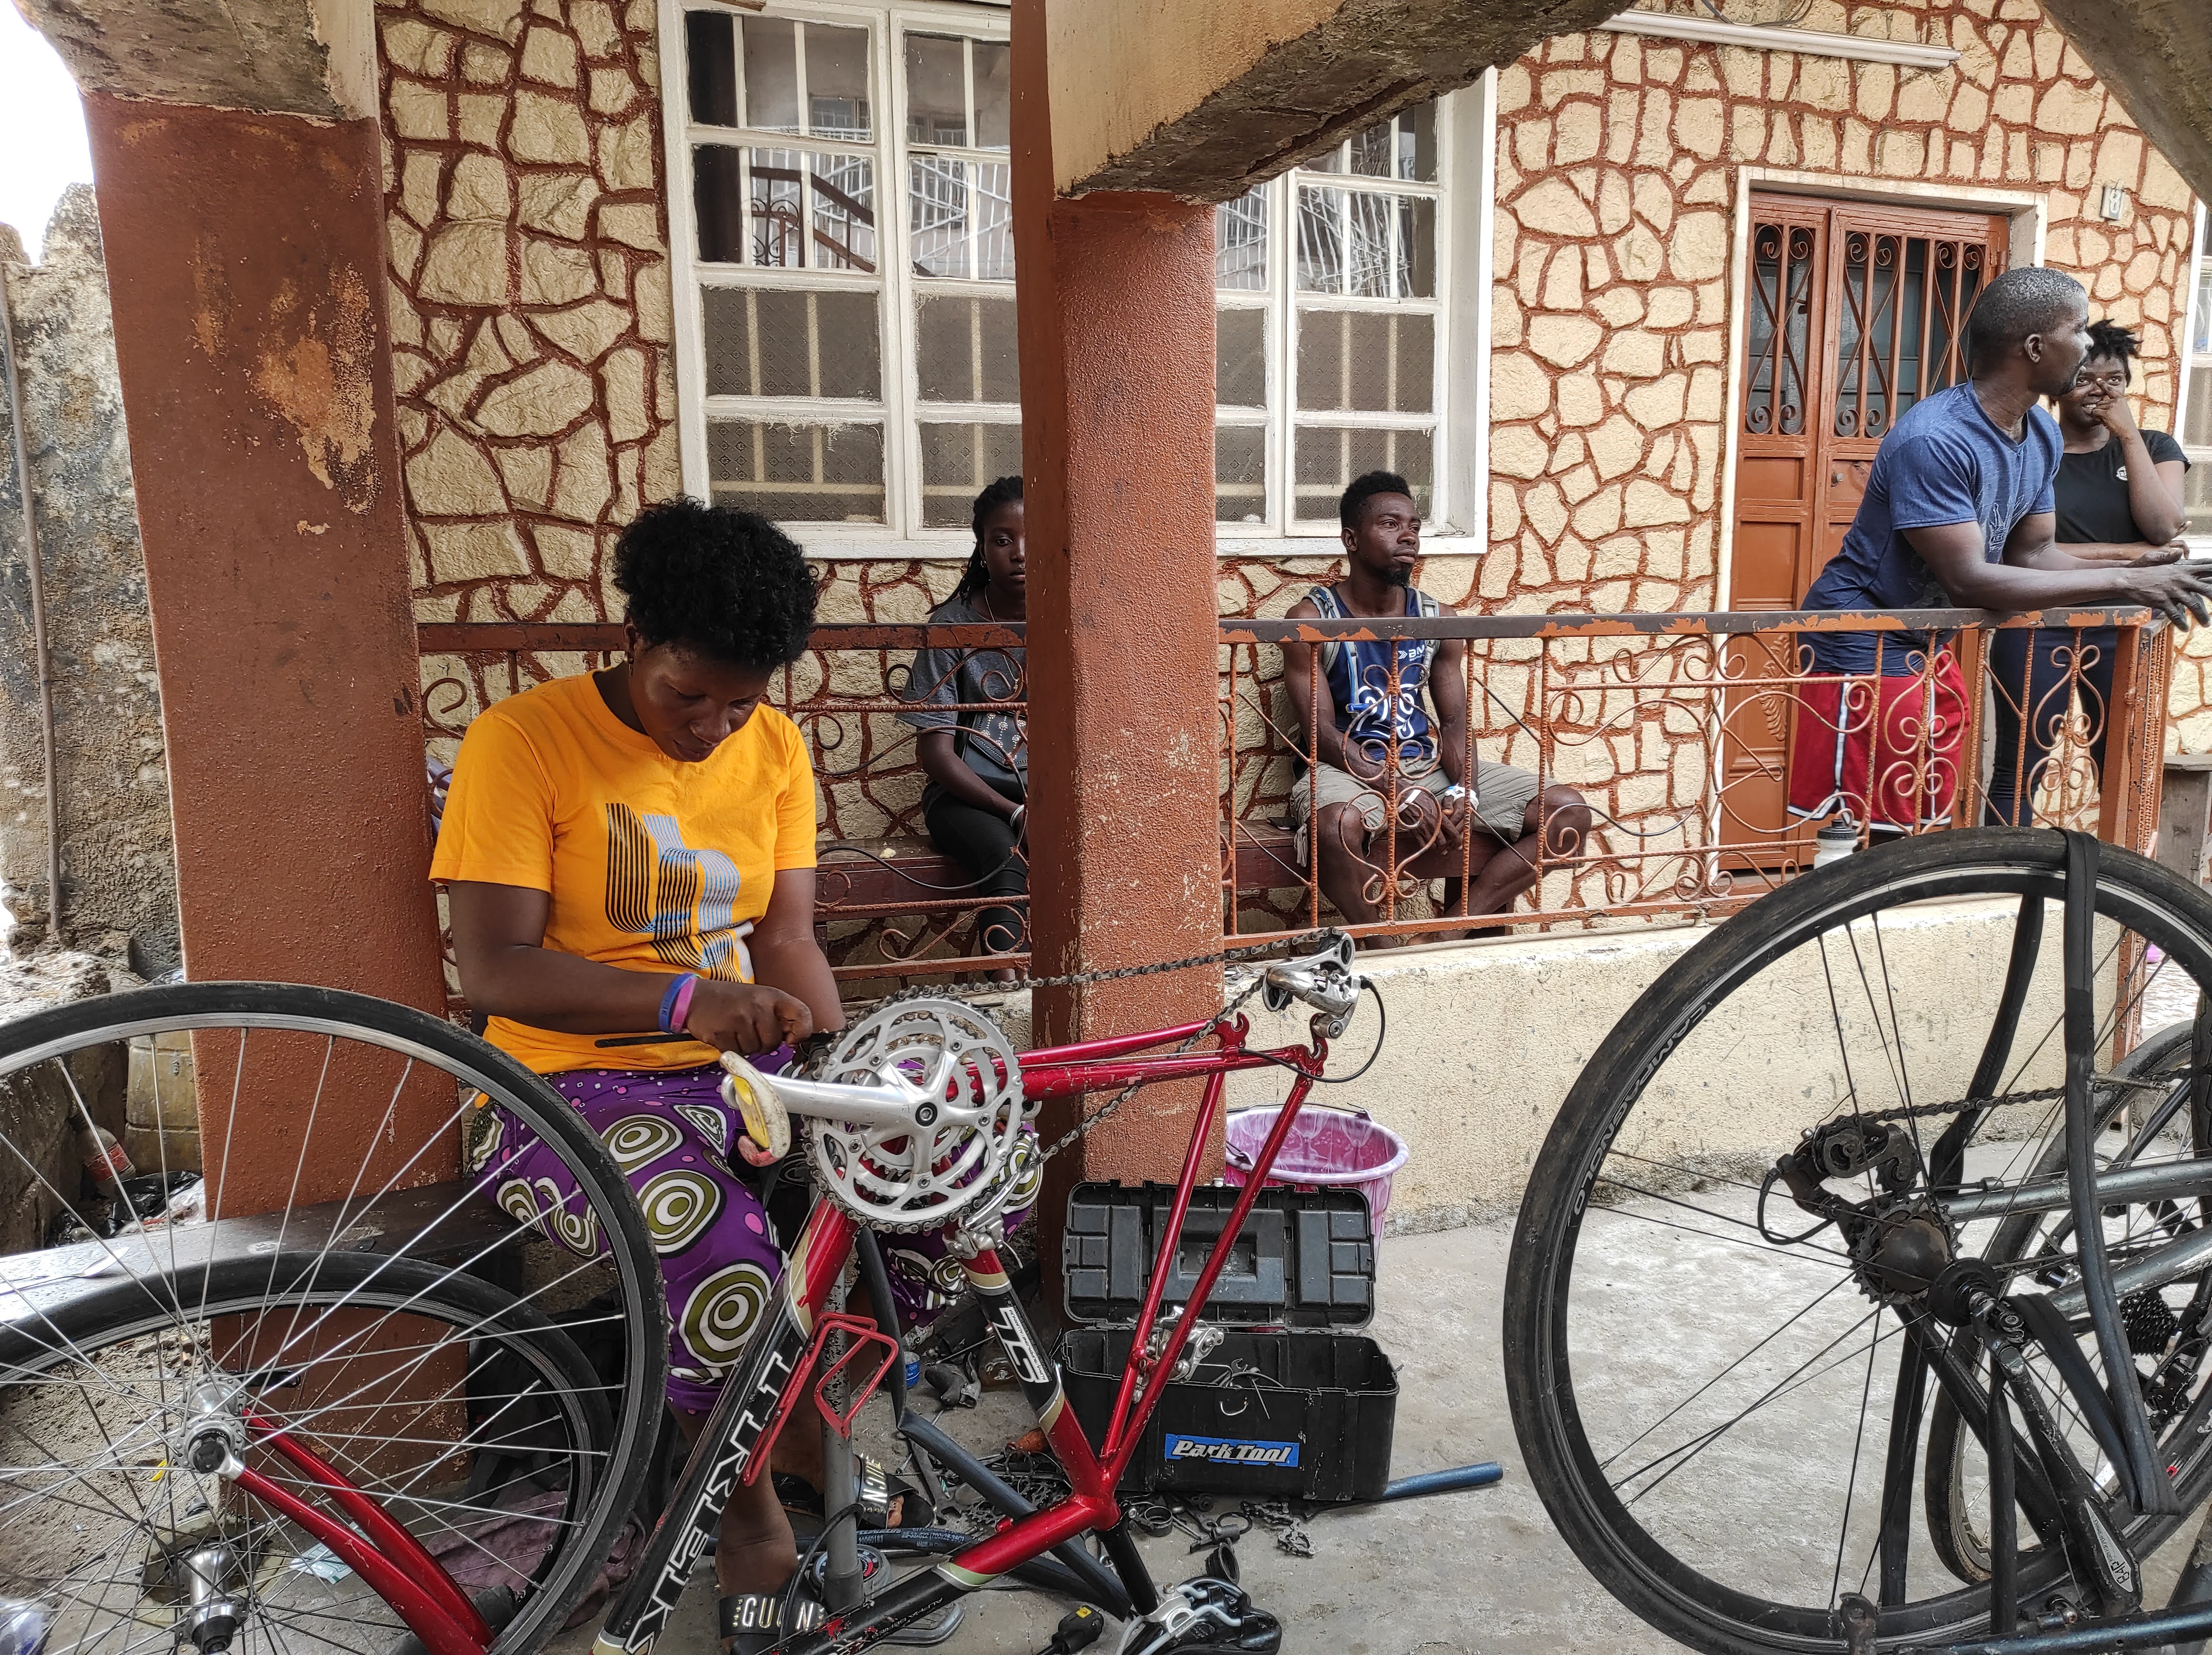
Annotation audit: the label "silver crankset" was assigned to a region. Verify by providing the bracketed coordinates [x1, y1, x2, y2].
[728, 998, 1030, 1233]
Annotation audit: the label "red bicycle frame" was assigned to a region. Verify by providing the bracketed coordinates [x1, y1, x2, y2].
[240, 1004, 1342, 1655]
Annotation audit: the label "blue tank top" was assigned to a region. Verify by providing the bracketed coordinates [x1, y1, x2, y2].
[1308, 584, 1442, 766]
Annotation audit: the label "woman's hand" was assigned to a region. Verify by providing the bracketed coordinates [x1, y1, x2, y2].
[2096, 389, 2143, 441]
[685, 979, 815, 1055]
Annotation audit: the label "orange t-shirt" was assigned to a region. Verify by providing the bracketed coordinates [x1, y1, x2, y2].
[430, 672, 818, 1074]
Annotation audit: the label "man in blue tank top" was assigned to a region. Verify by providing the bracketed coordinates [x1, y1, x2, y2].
[1787, 267, 2212, 830]
[1282, 472, 1592, 939]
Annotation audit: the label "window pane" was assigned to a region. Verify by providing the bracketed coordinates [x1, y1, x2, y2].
[919, 422, 1022, 527]
[1297, 311, 1432, 413]
[749, 147, 804, 267]
[741, 16, 799, 133]
[1399, 101, 1437, 182]
[1297, 187, 1342, 293]
[1215, 190, 1267, 291]
[1292, 426, 1433, 521]
[1216, 308, 1265, 407]
[1349, 121, 1392, 179]
[2186, 459, 2212, 540]
[708, 419, 885, 522]
[910, 156, 966, 276]
[906, 34, 967, 145]
[973, 41, 1010, 148]
[2187, 365, 2212, 450]
[970, 162, 1012, 279]
[1216, 425, 1268, 524]
[1347, 192, 1391, 298]
[1398, 196, 1435, 298]
[806, 24, 872, 140]
[693, 143, 746, 263]
[1305, 143, 1344, 174]
[703, 288, 880, 400]
[908, 159, 1011, 280]
[686, 10, 736, 126]
[810, 152, 876, 271]
[2192, 261, 2211, 357]
[917, 295, 1019, 403]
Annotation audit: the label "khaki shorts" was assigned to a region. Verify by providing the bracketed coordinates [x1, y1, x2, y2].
[1290, 758, 1540, 842]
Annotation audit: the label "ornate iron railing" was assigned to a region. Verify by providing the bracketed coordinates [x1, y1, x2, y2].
[418, 603, 2171, 984]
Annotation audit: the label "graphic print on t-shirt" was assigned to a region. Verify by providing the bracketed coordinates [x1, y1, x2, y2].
[605, 803, 752, 980]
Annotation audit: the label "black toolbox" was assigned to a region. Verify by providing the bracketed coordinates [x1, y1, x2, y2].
[1055, 1181, 1395, 1502]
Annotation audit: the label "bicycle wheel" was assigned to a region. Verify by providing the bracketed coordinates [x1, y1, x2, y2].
[1505, 828, 2212, 1655]
[1, 1251, 609, 1655]
[1924, 1021, 2212, 1581]
[0, 981, 667, 1652]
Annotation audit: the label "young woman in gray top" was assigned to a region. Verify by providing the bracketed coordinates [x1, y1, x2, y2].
[901, 476, 1028, 977]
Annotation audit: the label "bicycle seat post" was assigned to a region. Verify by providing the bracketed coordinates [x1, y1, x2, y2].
[819, 1409, 867, 1611]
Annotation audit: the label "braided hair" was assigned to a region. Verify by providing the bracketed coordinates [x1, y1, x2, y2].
[2083, 319, 2143, 377]
[954, 474, 1024, 602]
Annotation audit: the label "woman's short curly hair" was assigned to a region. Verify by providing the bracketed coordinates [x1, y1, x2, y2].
[612, 498, 817, 668]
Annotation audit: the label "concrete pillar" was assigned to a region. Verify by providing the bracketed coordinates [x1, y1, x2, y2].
[82, 92, 447, 1208]
[1011, 0, 1226, 1197]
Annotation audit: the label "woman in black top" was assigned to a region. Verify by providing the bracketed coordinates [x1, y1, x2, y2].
[901, 476, 1028, 975]
[1985, 320, 2190, 823]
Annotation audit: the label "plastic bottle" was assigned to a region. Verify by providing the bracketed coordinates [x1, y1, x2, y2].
[77, 1123, 134, 1193]
[1813, 822, 1859, 869]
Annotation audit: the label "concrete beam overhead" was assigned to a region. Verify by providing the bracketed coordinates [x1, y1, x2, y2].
[2038, 0, 2212, 208]
[19, 0, 375, 119]
[1049, 0, 1627, 201]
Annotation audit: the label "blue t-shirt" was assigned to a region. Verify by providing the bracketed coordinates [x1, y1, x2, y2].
[1802, 382, 2061, 674]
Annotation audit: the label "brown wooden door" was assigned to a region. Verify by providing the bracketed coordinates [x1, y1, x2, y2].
[1723, 194, 2008, 853]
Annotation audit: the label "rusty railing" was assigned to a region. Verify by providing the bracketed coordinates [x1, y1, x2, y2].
[419, 603, 2171, 986]
[1220, 604, 2171, 948]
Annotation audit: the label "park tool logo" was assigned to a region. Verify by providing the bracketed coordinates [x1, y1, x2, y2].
[1165, 1433, 1300, 1467]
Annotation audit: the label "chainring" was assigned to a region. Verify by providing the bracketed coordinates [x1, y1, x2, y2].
[804, 996, 1031, 1233]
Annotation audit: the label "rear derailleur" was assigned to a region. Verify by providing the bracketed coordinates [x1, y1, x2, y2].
[1770, 1119, 1955, 1301]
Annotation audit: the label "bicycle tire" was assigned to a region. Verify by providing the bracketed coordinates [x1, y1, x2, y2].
[1923, 1021, 2212, 1582]
[0, 981, 668, 1653]
[1504, 828, 2212, 1655]
[0, 1250, 615, 1655]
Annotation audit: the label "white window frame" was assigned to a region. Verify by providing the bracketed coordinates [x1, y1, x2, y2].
[659, 0, 1493, 553]
[2182, 203, 2211, 552]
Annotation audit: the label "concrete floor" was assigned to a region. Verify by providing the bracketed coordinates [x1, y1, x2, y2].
[559, 1221, 1720, 1655]
[566, 1210, 2206, 1655]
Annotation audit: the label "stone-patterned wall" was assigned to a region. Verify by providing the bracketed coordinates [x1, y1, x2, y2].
[378, 0, 682, 625]
[1485, 0, 2199, 622]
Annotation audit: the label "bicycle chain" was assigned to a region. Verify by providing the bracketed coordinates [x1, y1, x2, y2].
[802, 929, 1342, 1168]
[1861, 1071, 2182, 1126]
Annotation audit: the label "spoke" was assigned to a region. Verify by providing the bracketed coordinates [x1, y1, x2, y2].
[1599, 1271, 1861, 1472]
[1583, 1198, 1857, 1271]
[1830, 1309, 1883, 1611]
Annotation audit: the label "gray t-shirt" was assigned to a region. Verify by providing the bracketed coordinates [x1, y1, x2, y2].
[900, 593, 1026, 797]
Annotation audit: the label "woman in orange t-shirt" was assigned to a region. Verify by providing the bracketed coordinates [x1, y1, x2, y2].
[433, 500, 883, 1645]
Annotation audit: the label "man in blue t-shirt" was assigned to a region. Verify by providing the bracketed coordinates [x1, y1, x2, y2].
[1788, 266, 2212, 829]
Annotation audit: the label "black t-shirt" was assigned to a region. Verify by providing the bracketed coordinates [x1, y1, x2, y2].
[2053, 429, 2189, 544]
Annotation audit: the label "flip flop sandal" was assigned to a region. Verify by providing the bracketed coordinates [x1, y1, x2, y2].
[773, 1455, 923, 1529]
[719, 1590, 824, 1655]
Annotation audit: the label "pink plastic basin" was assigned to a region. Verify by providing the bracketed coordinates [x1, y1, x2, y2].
[1223, 1105, 1411, 1224]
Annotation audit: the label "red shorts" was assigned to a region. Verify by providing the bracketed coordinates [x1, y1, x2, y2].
[1786, 656, 1968, 830]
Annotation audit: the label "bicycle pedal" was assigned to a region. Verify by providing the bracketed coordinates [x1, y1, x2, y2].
[1116, 1578, 1280, 1655]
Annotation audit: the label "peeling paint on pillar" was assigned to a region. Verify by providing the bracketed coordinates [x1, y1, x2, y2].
[84, 92, 450, 1209]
